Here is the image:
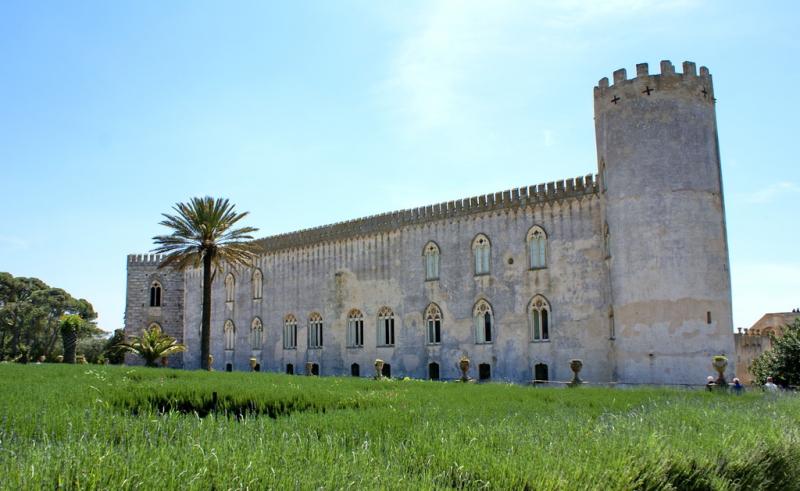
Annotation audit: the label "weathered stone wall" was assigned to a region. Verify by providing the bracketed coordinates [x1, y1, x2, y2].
[180, 186, 609, 383]
[124, 254, 185, 367]
[595, 60, 735, 384]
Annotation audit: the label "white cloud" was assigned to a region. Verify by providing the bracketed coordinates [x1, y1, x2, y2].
[743, 181, 800, 204]
[378, 0, 697, 134]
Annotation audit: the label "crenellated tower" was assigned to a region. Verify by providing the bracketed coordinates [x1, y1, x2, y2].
[595, 60, 734, 384]
[124, 254, 186, 367]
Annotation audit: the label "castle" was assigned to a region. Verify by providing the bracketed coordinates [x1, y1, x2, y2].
[125, 60, 735, 384]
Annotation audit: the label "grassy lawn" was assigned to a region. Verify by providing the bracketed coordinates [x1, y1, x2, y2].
[0, 364, 798, 490]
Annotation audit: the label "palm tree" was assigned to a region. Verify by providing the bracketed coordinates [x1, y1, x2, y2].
[119, 324, 187, 367]
[59, 314, 85, 364]
[153, 197, 260, 370]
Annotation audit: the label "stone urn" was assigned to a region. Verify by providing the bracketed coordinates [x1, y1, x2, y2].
[56, 355, 64, 363]
[459, 356, 471, 382]
[712, 355, 728, 387]
[76, 355, 87, 365]
[37, 355, 46, 363]
[568, 359, 583, 387]
[374, 359, 385, 379]
[306, 361, 315, 376]
[249, 357, 258, 371]
[207, 354, 214, 371]
[161, 356, 169, 368]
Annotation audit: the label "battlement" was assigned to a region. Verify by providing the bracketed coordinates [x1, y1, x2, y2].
[127, 253, 166, 265]
[594, 60, 713, 102]
[255, 174, 598, 252]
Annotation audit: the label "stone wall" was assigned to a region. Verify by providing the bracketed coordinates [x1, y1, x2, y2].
[180, 187, 609, 383]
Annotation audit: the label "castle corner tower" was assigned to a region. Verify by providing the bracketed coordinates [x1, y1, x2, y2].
[595, 60, 735, 384]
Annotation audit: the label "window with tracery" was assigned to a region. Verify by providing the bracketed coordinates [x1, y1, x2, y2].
[308, 313, 323, 349]
[472, 234, 491, 275]
[283, 314, 297, 349]
[473, 299, 494, 344]
[377, 306, 395, 346]
[250, 317, 263, 349]
[225, 274, 235, 303]
[527, 226, 547, 269]
[149, 282, 162, 307]
[425, 303, 442, 344]
[252, 269, 263, 299]
[529, 295, 550, 342]
[423, 241, 440, 280]
[224, 320, 236, 351]
[347, 309, 364, 348]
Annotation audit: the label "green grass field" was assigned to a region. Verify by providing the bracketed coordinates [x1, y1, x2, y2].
[1, 364, 798, 490]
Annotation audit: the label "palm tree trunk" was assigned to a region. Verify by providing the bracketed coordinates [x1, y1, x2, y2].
[200, 252, 213, 370]
[62, 329, 77, 364]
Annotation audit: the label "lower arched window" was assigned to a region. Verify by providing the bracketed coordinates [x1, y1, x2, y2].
[250, 317, 263, 350]
[224, 320, 236, 351]
[308, 313, 323, 349]
[377, 307, 395, 346]
[347, 310, 364, 348]
[425, 303, 442, 345]
[284, 315, 297, 349]
[530, 296, 550, 342]
[473, 299, 494, 344]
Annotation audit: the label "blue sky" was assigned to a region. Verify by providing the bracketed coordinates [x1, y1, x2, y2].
[1, 1, 798, 332]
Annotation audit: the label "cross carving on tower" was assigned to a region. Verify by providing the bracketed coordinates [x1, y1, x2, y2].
[701, 87, 708, 98]
[611, 95, 620, 104]
[642, 86, 653, 96]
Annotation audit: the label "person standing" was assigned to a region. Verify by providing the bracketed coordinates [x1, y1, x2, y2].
[764, 376, 779, 393]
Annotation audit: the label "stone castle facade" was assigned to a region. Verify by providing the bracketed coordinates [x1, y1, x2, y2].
[125, 60, 735, 384]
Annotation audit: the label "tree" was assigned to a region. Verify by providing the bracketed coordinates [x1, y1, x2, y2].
[750, 318, 800, 386]
[60, 314, 92, 364]
[119, 324, 187, 367]
[103, 329, 127, 364]
[0, 272, 98, 360]
[152, 197, 260, 370]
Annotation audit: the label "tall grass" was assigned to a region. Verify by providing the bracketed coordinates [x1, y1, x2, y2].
[0, 364, 798, 490]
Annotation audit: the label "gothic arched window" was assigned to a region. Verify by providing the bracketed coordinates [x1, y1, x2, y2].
[423, 241, 440, 280]
[472, 234, 491, 275]
[473, 299, 494, 344]
[308, 313, 323, 349]
[224, 274, 235, 303]
[377, 307, 395, 346]
[149, 281, 162, 307]
[347, 309, 364, 348]
[250, 317, 263, 349]
[252, 269, 263, 300]
[529, 295, 551, 342]
[283, 314, 297, 349]
[425, 303, 442, 345]
[527, 226, 547, 269]
[224, 320, 236, 351]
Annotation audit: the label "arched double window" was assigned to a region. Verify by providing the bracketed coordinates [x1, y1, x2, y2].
[149, 282, 162, 307]
[423, 241, 440, 280]
[529, 295, 550, 342]
[472, 234, 491, 275]
[377, 307, 395, 346]
[250, 317, 263, 349]
[252, 269, 263, 300]
[224, 274, 235, 303]
[283, 314, 297, 349]
[224, 320, 236, 351]
[473, 299, 494, 344]
[527, 226, 547, 269]
[347, 309, 364, 348]
[308, 313, 323, 349]
[425, 303, 442, 345]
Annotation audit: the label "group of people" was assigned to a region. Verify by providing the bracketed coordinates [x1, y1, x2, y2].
[705, 375, 780, 394]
